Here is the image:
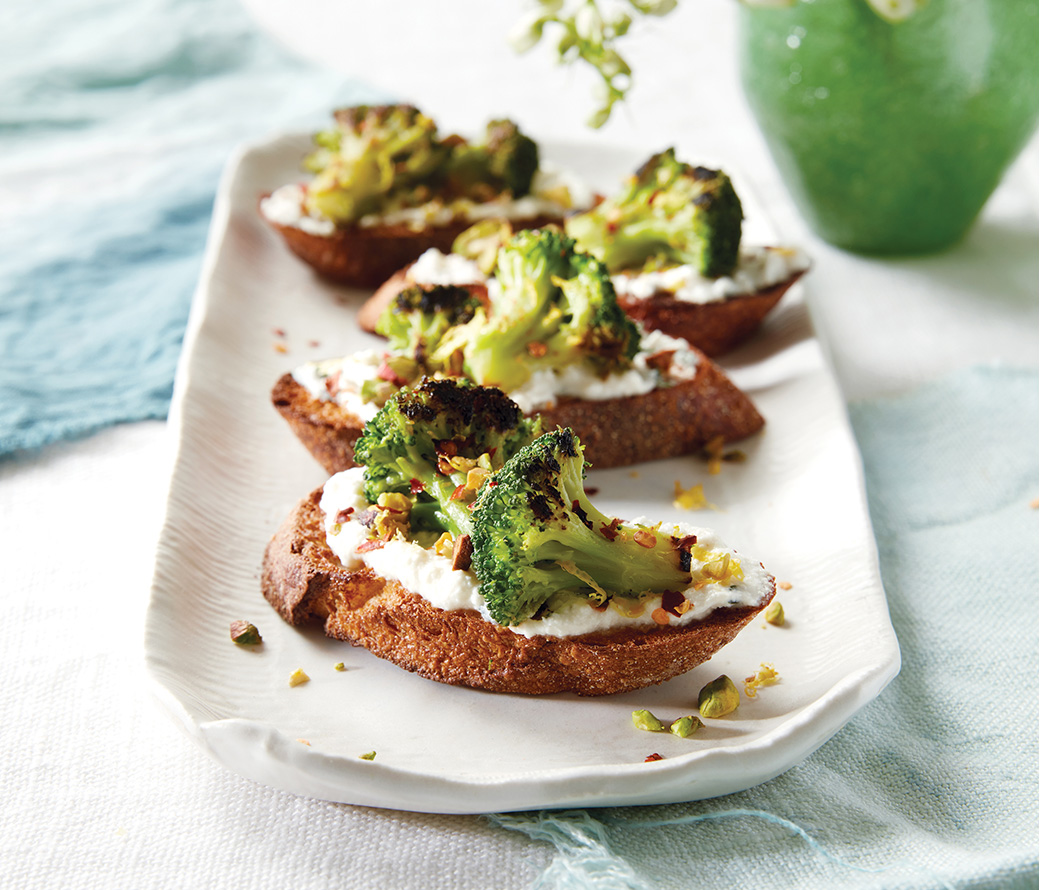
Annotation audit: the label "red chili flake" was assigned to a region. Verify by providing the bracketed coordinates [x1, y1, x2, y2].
[409, 478, 425, 495]
[308, 340, 321, 348]
[584, 487, 599, 496]
[600, 517, 622, 541]
[449, 483, 469, 501]
[376, 362, 403, 385]
[335, 507, 355, 524]
[356, 532, 391, 552]
[526, 341, 548, 358]
[674, 534, 698, 550]
[661, 589, 686, 617]
[644, 350, 676, 373]
[435, 440, 459, 457]
[633, 529, 657, 549]
[644, 753, 664, 763]
[272, 328, 286, 338]
[324, 371, 342, 396]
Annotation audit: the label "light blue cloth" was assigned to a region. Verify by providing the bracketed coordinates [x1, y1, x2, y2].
[490, 364, 1040, 889]
[0, 0, 384, 456]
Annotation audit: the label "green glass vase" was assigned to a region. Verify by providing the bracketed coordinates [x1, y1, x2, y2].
[738, 0, 1039, 255]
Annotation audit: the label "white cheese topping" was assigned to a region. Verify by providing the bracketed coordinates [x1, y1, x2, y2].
[292, 350, 385, 422]
[292, 328, 699, 416]
[320, 468, 772, 639]
[259, 183, 336, 236]
[611, 246, 810, 305]
[262, 162, 594, 235]
[408, 249, 484, 286]
[408, 244, 809, 307]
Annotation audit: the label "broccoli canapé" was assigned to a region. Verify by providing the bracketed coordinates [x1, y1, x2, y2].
[303, 106, 539, 226]
[352, 377, 540, 538]
[428, 228, 642, 392]
[565, 148, 744, 278]
[375, 284, 483, 374]
[470, 428, 707, 626]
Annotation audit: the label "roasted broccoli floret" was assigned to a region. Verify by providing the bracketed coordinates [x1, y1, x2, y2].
[470, 428, 697, 626]
[482, 119, 540, 198]
[444, 119, 539, 199]
[565, 148, 744, 278]
[353, 377, 540, 537]
[303, 104, 448, 225]
[434, 228, 640, 391]
[375, 284, 484, 372]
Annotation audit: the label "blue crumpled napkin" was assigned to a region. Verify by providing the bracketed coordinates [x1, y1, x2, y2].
[489, 364, 1039, 890]
[0, 0, 384, 457]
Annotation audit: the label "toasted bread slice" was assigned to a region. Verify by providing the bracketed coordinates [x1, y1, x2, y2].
[615, 270, 806, 357]
[262, 487, 774, 696]
[358, 258, 805, 356]
[272, 352, 764, 475]
[262, 204, 564, 289]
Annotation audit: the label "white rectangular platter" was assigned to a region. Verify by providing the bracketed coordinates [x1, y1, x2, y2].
[144, 133, 899, 814]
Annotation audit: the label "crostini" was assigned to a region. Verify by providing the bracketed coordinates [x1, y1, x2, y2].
[273, 229, 764, 473]
[259, 105, 594, 287]
[262, 380, 775, 695]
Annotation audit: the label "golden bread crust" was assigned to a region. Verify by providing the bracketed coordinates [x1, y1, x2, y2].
[262, 488, 774, 695]
[271, 352, 763, 475]
[616, 270, 806, 357]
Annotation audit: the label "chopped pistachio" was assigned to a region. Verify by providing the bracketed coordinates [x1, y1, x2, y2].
[229, 620, 262, 645]
[288, 669, 310, 687]
[744, 663, 780, 699]
[672, 481, 717, 511]
[631, 709, 666, 732]
[333, 662, 346, 672]
[359, 751, 376, 761]
[698, 675, 740, 718]
[764, 600, 785, 626]
[669, 715, 703, 738]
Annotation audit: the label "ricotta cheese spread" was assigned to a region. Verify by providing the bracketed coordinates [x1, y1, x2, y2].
[408, 245, 810, 306]
[320, 467, 772, 639]
[611, 246, 811, 304]
[292, 328, 699, 416]
[260, 184, 336, 236]
[260, 163, 594, 235]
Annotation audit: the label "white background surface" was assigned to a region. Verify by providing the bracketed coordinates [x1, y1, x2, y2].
[3, 0, 1036, 886]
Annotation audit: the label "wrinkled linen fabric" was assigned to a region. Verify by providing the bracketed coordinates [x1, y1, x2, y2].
[0, 0, 383, 456]
[489, 364, 1039, 890]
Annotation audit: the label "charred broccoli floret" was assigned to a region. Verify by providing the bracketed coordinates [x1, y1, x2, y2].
[470, 428, 697, 626]
[565, 148, 744, 278]
[434, 228, 640, 391]
[304, 104, 448, 225]
[376, 284, 484, 373]
[303, 107, 540, 225]
[444, 119, 539, 200]
[353, 377, 540, 537]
